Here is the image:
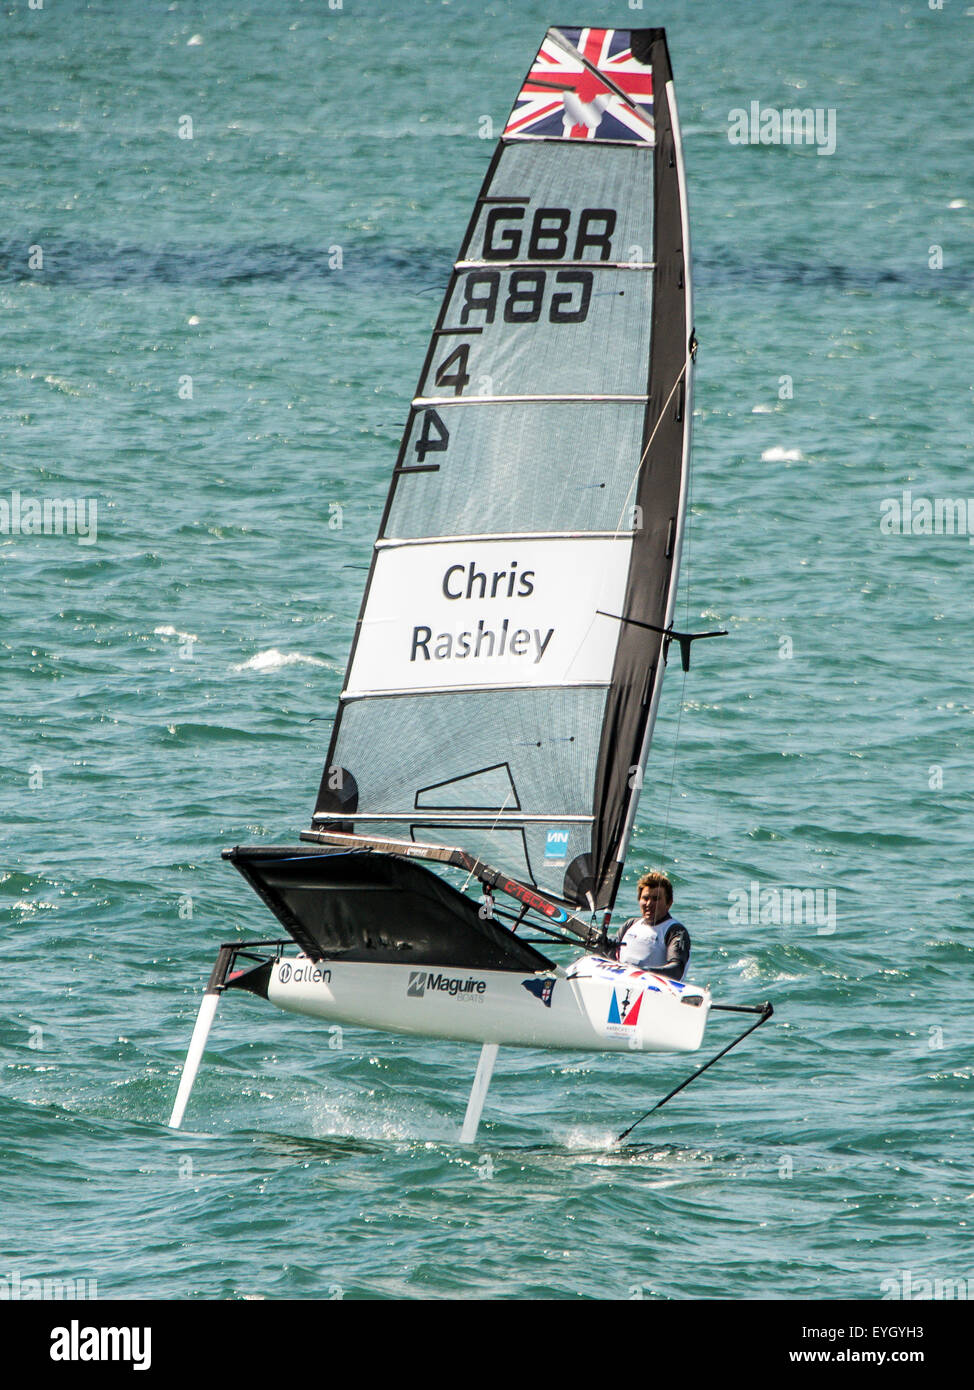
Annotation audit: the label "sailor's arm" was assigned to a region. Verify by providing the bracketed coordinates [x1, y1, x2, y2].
[606, 917, 635, 961]
[649, 924, 691, 980]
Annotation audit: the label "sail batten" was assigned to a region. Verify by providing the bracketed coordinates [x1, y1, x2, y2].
[500, 137, 651, 148]
[311, 813, 596, 825]
[315, 27, 691, 909]
[455, 259, 655, 271]
[375, 533, 636, 549]
[338, 681, 609, 701]
[412, 394, 649, 405]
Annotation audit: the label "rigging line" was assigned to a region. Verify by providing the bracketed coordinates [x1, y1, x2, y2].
[655, 418, 695, 870]
[458, 788, 514, 894]
[674, 444, 728, 881]
[655, 661, 690, 870]
[612, 358, 689, 538]
[500, 903, 531, 935]
[683, 458, 728, 885]
[683, 406, 694, 633]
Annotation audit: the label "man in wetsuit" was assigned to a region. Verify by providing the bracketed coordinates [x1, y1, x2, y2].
[612, 871, 691, 980]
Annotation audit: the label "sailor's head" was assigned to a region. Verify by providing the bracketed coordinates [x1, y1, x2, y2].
[637, 871, 673, 924]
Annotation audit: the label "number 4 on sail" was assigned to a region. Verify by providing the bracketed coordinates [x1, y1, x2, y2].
[168, 26, 772, 1143]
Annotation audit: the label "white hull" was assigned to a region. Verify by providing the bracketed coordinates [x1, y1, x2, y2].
[266, 954, 710, 1053]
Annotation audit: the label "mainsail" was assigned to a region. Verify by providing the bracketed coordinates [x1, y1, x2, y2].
[312, 26, 694, 913]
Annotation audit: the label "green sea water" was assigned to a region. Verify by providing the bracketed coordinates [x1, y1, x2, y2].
[1, 0, 972, 1303]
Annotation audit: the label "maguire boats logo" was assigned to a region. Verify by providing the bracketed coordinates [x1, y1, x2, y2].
[407, 971, 487, 1000]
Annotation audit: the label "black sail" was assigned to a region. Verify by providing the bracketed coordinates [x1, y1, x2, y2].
[314, 27, 693, 912]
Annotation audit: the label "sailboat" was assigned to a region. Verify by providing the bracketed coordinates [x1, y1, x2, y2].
[169, 26, 770, 1141]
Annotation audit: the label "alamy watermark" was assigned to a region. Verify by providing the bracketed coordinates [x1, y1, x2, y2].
[880, 490, 974, 543]
[880, 1269, 971, 1300]
[728, 102, 836, 156]
[0, 1268, 97, 1299]
[0, 490, 97, 545]
[728, 881, 836, 935]
[50, 1321, 150, 1371]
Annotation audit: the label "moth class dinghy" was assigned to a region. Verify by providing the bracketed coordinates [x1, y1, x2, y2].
[169, 26, 771, 1142]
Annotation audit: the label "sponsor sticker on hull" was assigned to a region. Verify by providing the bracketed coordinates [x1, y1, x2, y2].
[406, 971, 487, 1001]
[605, 982, 645, 1036]
[278, 962, 332, 985]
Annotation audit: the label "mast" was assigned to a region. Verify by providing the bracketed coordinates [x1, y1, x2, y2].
[593, 31, 695, 908]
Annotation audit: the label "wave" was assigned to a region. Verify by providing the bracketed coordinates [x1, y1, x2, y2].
[230, 649, 329, 673]
[760, 446, 805, 462]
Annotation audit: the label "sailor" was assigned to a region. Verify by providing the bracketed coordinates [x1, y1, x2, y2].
[612, 871, 690, 980]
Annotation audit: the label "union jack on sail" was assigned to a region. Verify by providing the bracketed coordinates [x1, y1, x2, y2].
[503, 27, 655, 144]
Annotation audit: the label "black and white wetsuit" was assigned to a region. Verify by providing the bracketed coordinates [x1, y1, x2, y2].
[614, 914, 691, 980]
